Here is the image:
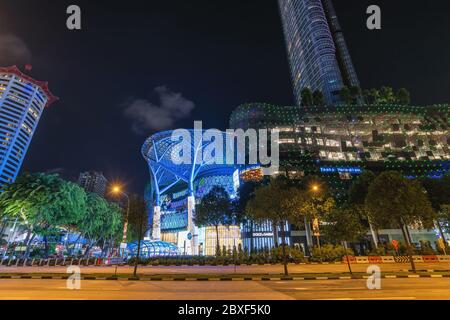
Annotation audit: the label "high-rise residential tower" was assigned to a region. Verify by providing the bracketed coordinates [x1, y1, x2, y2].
[0, 66, 57, 189]
[78, 171, 108, 197]
[278, 0, 360, 106]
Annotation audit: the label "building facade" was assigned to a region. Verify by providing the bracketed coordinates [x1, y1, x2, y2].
[142, 130, 241, 256]
[278, 0, 359, 105]
[230, 103, 449, 251]
[0, 66, 57, 189]
[78, 171, 108, 197]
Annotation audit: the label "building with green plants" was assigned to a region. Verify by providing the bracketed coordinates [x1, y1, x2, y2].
[230, 103, 449, 252]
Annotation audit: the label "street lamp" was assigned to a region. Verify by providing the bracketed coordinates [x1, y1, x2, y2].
[310, 183, 321, 249]
[111, 184, 130, 257]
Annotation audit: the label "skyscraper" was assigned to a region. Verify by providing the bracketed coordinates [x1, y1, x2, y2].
[0, 66, 57, 189]
[78, 171, 108, 197]
[278, 0, 360, 106]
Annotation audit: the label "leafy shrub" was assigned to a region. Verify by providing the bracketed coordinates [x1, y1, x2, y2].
[309, 244, 353, 262]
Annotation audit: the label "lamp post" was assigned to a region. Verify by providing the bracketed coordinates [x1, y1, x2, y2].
[310, 183, 321, 248]
[111, 185, 130, 258]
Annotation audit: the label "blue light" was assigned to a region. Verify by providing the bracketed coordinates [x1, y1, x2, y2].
[320, 167, 362, 174]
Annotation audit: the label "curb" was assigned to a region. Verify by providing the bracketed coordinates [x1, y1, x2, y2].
[1, 274, 449, 281]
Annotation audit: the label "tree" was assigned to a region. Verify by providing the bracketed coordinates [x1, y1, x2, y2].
[347, 170, 379, 247]
[321, 206, 369, 274]
[369, 88, 380, 104]
[126, 195, 148, 277]
[379, 86, 395, 104]
[339, 86, 353, 104]
[365, 171, 436, 272]
[419, 175, 450, 247]
[362, 89, 371, 105]
[195, 186, 233, 256]
[300, 88, 313, 106]
[289, 177, 335, 252]
[0, 172, 87, 258]
[77, 193, 122, 258]
[396, 88, 411, 105]
[312, 90, 325, 106]
[246, 177, 307, 275]
[235, 181, 259, 252]
[349, 86, 361, 104]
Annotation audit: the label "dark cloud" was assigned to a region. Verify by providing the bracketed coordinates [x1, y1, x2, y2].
[0, 34, 32, 66]
[124, 86, 195, 134]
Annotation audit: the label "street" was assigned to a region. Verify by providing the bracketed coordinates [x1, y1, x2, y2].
[1, 278, 450, 300]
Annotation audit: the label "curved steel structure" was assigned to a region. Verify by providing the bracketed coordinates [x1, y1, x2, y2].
[127, 240, 179, 258]
[142, 129, 237, 255]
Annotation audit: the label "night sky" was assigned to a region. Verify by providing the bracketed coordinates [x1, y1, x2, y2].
[0, 0, 449, 193]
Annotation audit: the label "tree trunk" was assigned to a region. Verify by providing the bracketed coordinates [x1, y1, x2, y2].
[43, 235, 49, 258]
[101, 239, 108, 257]
[84, 240, 94, 258]
[215, 225, 221, 256]
[280, 222, 288, 276]
[436, 220, 448, 249]
[399, 219, 416, 273]
[272, 222, 279, 247]
[343, 241, 353, 275]
[70, 234, 82, 256]
[21, 229, 32, 258]
[368, 218, 379, 248]
[134, 214, 145, 277]
[249, 221, 254, 253]
[24, 233, 36, 259]
[304, 216, 313, 253]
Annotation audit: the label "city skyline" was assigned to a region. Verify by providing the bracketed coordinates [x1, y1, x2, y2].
[0, 0, 449, 192]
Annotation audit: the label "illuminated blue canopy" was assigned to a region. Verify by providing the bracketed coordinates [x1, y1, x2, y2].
[127, 240, 179, 257]
[141, 129, 238, 204]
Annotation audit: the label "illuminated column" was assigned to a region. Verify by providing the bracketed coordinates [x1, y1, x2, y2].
[152, 205, 161, 240]
[187, 194, 198, 255]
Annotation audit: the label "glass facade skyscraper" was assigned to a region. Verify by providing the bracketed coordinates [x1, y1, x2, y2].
[0, 66, 57, 189]
[278, 0, 360, 106]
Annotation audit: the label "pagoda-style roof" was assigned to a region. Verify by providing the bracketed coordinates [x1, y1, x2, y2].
[0, 65, 58, 107]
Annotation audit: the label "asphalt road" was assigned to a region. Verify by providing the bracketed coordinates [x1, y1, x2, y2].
[1, 278, 450, 300]
[1, 263, 449, 276]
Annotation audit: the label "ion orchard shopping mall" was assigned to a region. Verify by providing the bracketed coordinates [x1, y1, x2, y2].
[141, 103, 449, 256]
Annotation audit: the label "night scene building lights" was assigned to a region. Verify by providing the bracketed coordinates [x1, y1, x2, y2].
[0, 66, 57, 189]
[230, 103, 449, 252]
[142, 130, 240, 256]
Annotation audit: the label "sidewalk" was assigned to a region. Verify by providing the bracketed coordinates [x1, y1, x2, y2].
[1, 262, 449, 276]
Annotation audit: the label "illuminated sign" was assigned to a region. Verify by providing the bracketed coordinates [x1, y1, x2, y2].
[320, 167, 362, 174]
[252, 232, 274, 237]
